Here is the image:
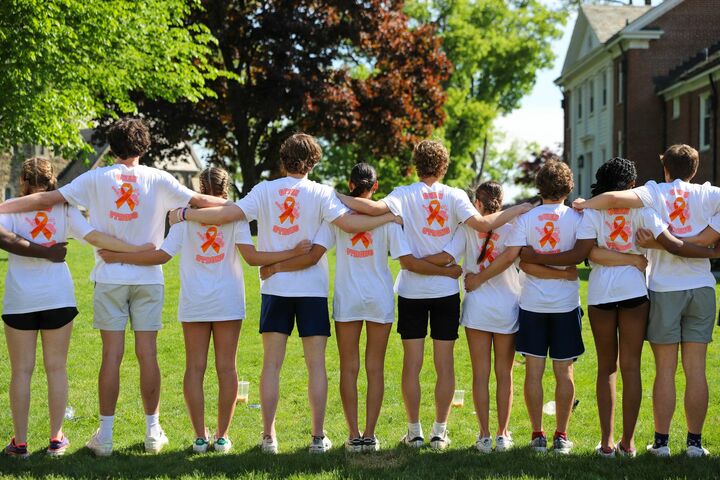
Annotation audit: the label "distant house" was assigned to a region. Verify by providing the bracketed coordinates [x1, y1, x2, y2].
[557, 0, 720, 199]
[0, 146, 70, 200]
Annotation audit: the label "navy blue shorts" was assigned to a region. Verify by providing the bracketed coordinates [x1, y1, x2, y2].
[259, 295, 330, 337]
[516, 307, 584, 361]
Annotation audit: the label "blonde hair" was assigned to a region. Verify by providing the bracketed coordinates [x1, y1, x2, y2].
[199, 166, 230, 199]
[21, 157, 57, 196]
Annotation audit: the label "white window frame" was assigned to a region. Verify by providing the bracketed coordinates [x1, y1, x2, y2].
[700, 93, 711, 151]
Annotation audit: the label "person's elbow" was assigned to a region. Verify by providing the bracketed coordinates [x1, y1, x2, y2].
[663, 239, 682, 256]
[398, 255, 415, 272]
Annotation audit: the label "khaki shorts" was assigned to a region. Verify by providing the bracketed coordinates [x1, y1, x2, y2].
[93, 283, 164, 332]
[647, 288, 715, 344]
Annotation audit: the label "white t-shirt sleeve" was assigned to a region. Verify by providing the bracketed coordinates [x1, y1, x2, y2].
[576, 211, 598, 240]
[58, 170, 94, 208]
[709, 214, 720, 234]
[313, 222, 335, 250]
[387, 223, 412, 259]
[505, 214, 528, 247]
[0, 214, 13, 232]
[701, 183, 720, 218]
[235, 183, 262, 222]
[159, 172, 195, 210]
[66, 206, 95, 241]
[381, 188, 403, 217]
[442, 228, 466, 263]
[632, 182, 657, 209]
[641, 208, 668, 238]
[160, 223, 184, 257]
[454, 189, 477, 224]
[234, 221, 254, 246]
[320, 187, 349, 223]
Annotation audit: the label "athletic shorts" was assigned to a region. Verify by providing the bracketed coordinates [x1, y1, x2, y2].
[93, 283, 164, 332]
[2, 307, 78, 331]
[647, 288, 715, 344]
[260, 295, 330, 337]
[397, 294, 460, 341]
[591, 295, 648, 311]
[516, 307, 585, 361]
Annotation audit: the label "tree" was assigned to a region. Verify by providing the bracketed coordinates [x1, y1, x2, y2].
[137, 1, 452, 194]
[516, 145, 563, 191]
[0, 0, 220, 157]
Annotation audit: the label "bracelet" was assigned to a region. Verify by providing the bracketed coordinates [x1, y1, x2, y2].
[181, 207, 188, 222]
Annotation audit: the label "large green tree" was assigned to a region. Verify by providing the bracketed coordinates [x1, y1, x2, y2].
[0, 0, 219, 157]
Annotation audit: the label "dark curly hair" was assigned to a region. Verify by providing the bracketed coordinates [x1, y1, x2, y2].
[474, 181, 503, 214]
[661, 144, 698, 181]
[349, 163, 377, 197]
[591, 157, 637, 197]
[413, 140, 449, 179]
[108, 118, 151, 160]
[280, 133, 322, 175]
[536, 160, 574, 201]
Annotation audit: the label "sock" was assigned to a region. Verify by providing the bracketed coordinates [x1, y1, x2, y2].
[687, 432, 702, 448]
[653, 432, 669, 448]
[98, 415, 115, 442]
[408, 422, 423, 439]
[431, 421, 447, 438]
[532, 431, 545, 440]
[145, 413, 161, 437]
[554, 431, 567, 441]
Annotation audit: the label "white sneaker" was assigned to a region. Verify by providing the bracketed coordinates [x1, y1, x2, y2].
[595, 443, 616, 458]
[495, 434, 514, 452]
[362, 436, 380, 452]
[429, 430, 451, 450]
[529, 435, 547, 453]
[646, 443, 670, 457]
[86, 430, 113, 457]
[475, 436, 492, 454]
[192, 437, 210, 453]
[144, 429, 169, 454]
[309, 435, 332, 454]
[687, 445, 710, 457]
[552, 436, 574, 455]
[615, 442, 637, 458]
[400, 432, 424, 448]
[260, 434, 278, 454]
[213, 436, 232, 454]
[345, 437, 363, 453]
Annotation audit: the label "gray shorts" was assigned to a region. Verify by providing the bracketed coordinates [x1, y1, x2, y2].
[93, 283, 164, 332]
[647, 287, 715, 344]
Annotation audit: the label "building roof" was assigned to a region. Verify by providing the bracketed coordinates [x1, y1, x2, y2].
[656, 41, 720, 92]
[582, 5, 652, 44]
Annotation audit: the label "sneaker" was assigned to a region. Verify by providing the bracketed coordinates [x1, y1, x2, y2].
[495, 434, 514, 452]
[5, 438, 29, 458]
[429, 430, 451, 450]
[345, 437, 363, 453]
[47, 436, 70, 457]
[646, 443, 670, 457]
[86, 430, 113, 457]
[616, 442, 636, 458]
[144, 429, 169, 454]
[595, 443, 615, 458]
[309, 435, 332, 454]
[192, 437, 210, 454]
[259, 434, 278, 454]
[362, 436, 380, 452]
[552, 436, 574, 455]
[529, 435, 547, 453]
[401, 432, 424, 448]
[686, 445, 710, 458]
[213, 436, 232, 454]
[475, 436, 492, 454]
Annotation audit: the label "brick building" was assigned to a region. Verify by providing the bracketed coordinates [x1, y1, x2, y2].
[557, 0, 720, 199]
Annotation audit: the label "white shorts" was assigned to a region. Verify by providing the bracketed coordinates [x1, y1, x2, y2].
[93, 283, 164, 331]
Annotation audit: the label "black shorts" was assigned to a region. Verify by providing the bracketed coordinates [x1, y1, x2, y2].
[516, 307, 584, 361]
[397, 294, 460, 341]
[591, 296, 649, 311]
[2, 307, 78, 331]
[259, 295, 330, 337]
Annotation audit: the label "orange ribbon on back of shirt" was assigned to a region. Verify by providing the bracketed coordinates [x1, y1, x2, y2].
[539, 221, 557, 248]
[669, 197, 687, 224]
[609, 216, 629, 242]
[279, 197, 296, 224]
[115, 183, 137, 211]
[30, 212, 52, 240]
[480, 240, 495, 264]
[201, 226, 221, 253]
[426, 199, 445, 227]
[351, 231, 371, 248]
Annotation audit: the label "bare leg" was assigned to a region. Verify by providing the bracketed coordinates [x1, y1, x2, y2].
[212, 320, 241, 438]
[363, 322, 392, 438]
[466, 329, 492, 437]
[553, 360, 575, 434]
[589, 306, 619, 450]
[432, 339, 455, 424]
[681, 342, 708, 435]
[617, 302, 648, 451]
[302, 335, 328, 437]
[401, 339, 424, 423]
[182, 322, 212, 438]
[335, 321, 363, 439]
[4, 325, 38, 444]
[98, 330, 125, 416]
[493, 333, 515, 438]
[40, 322, 73, 440]
[524, 356, 546, 433]
[134, 331, 160, 415]
[650, 343, 678, 434]
[260, 332, 288, 439]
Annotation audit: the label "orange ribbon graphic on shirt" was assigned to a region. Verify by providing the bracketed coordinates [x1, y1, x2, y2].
[351, 231, 372, 248]
[30, 212, 53, 240]
[480, 240, 495, 264]
[115, 183, 137, 211]
[426, 199, 445, 227]
[539, 222, 557, 248]
[201, 226, 221, 253]
[669, 197, 687, 225]
[279, 197, 296, 224]
[609, 216, 629, 242]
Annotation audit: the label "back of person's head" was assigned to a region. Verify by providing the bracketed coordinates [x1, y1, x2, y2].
[199, 166, 230, 199]
[279, 133, 322, 175]
[349, 163, 377, 197]
[591, 157, 637, 197]
[413, 140, 449, 179]
[108, 118, 151, 160]
[661, 144, 698, 181]
[21, 157, 57, 196]
[473, 181, 503, 214]
[536, 160, 574, 201]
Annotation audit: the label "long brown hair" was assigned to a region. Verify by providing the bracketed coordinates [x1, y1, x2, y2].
[199, 166, 230, 199]
[21, 157, 57, 196]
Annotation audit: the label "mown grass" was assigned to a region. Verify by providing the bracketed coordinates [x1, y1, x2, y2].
[0, 241, 719, 479]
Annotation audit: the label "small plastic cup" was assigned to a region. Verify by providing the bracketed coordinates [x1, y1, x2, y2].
[237, 380, 250, 404]
[452, 389, 465, 408]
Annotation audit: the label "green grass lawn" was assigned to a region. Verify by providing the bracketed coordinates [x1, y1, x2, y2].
[1, 241, 720, 479]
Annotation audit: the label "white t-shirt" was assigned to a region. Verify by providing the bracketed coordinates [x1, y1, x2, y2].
[506, 203, 582, 313]
[235, 176, 346, 297]
[1, 204, 94, 314]
[160, 221, 252, 322]
[59, 164, 195, 285]
[577, 208, 666, 305]
[382, 182, 476, 299]
[322, 219, 411, 323]
[633, 180, 720, 292]
[443, 223, 521, 333]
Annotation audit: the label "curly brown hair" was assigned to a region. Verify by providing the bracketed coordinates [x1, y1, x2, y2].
[413, 140, 449, 179]
[661, 144, 698, 181]
[279, 133, 322, 175]
[474, 181, 503, 214]
[199, 166, 230, 199]
[21, 157, 57, 196]
[108, 118, 151, 160]
[536, 160, 574, 201]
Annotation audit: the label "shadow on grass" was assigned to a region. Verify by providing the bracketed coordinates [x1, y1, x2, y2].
[1, 444, 720, 479]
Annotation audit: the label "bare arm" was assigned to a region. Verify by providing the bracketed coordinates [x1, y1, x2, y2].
[465, 203, 532, 233]
[177, 204, 246, 226]
[97, 249, 172, 266]
[0, 225, 67, 262]
[649, 229, 720, 259]
[398, 255, 462, 278]
[572, 190, 644, 211]
[588, 246, 647, 271]
[681, 226, 720, 247]
[333, 212, 396, 234]
[519, 261, 578, 281]
[0, 190, 65, 214]
[259, 244, 328, 280]
[237, 240, 312, 267]
[189, 193, 234, 209]
[464, 248, 518, 292]
[335, 193, 390, 216]
[84, 231, 154, 253]
[518, 239, 595, 267]
[423, 252, 455, 266]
